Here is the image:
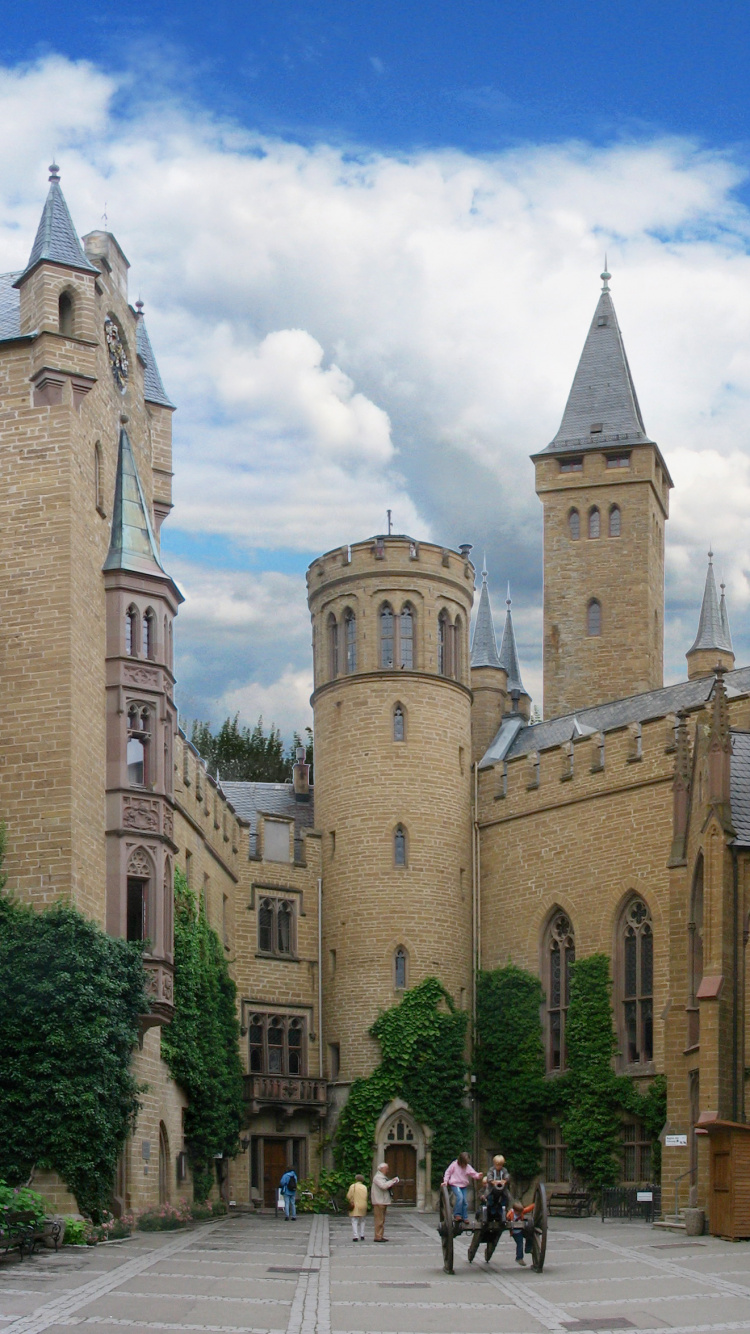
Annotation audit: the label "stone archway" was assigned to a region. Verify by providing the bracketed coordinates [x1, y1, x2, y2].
[374, 1099, 431, 1211]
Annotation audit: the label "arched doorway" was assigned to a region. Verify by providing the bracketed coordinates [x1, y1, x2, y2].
[384, 1112, 417, 1205]
[158, 1122, 170, 1205]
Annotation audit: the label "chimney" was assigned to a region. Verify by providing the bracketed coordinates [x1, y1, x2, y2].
[293, 745, 310, 802]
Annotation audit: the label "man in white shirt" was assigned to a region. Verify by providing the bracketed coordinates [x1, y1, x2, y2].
[371, 1162, 399, 1241]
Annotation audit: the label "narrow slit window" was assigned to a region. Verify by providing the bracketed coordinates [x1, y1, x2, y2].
[394, 947, 407, 989]
[587, 599, 602, 637]
[400, 606, 414, 669]
[588, 507, 600, 539]
[381, 604, 394, 669]
[569, 508, 580, 540]
[609, 504, 621, 537]
[394, 824, 407, 867]
[393, 704, 405, 741]
[345, 611, 356, 673]
[328, 615, 339, 679]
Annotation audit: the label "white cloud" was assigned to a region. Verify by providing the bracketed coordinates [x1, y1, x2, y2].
[4, 57, 750, 721]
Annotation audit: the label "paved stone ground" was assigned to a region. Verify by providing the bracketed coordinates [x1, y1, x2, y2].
[2, 1212, 750, 1334]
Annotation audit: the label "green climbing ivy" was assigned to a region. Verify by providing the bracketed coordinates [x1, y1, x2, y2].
[474, 965, 548, 1186]
[562, 953, 623, 1188]
[0, 857, 147, 1219]
[161, 870, 244, 1202]
[334, 978, 471, 1188]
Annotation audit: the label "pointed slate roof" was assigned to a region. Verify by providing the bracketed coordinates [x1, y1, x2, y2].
[470, 564, 502, 668]
[103, 427, 166, 576]
[135, 304, 175, 409]
[543, 269, 654, 455]
[498, 587, 527, 696]
[688, 552, 733, 656]
[15, 165, 98, 286]
[0, 272, 22, 341]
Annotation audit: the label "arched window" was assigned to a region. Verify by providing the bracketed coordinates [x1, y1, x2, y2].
[142, 609, 155, 661]
[394, 824, 407, 867]
[328, 614, 339, 678]
[394, 946, 407, 989]
[687, 855, 704, 1048]
[158, 1121, 170, 1205]
[545, 911, 575, 1072]
[58, 290, 74, 336]
[125, 606, 138, 656]
[249, 1014, 264, 1071]
[438, 610, 449, 676]
[587, 599, 602, 637]
[258, 898, 274, 953]
[288, 1018, 303, 1074]
[400, 604, 414, 669]
[267, 1018, 284, 1073]
[345, 610, 356, 673]
[588, 507, 600, 539]
[569, 508, 580, 540]
[619, 897, 653, 1065]
[393, 703, 405, 742]
[609, 504, 621, 537]
[453, 616, 462, 680]
[94, 442, 104, 515]
[277, 900, 293, 955]
[381, 604, 394, 669]
[126, 848, 152, 943]
[127, 705, 150, 786]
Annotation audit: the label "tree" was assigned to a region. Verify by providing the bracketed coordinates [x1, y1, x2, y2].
[190, 715, 313, 783]
[475, 965, 547, 1187]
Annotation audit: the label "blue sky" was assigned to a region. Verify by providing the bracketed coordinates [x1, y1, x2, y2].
[3, 4, 750, 735]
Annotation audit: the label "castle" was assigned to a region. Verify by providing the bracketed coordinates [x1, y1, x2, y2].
[1, 168, 747, 1223]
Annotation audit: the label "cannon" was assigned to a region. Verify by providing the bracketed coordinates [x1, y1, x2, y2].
[437, 1180, 548, 1275]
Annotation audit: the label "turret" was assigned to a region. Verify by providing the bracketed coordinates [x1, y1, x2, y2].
[686, 552, 734, 680]
[470, 563, 508, 762]
[498, 587, 531, 721]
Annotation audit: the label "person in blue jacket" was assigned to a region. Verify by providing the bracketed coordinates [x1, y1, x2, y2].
[279, 1168, 298, 1220]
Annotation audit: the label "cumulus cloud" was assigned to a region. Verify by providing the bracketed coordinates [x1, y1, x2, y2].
[3, 55, 750, 729]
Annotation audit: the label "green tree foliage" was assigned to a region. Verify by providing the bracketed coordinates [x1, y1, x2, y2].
[161, 870, 244, 1201]
[190, 715, 313, 783]
[0, 885, 147, 1219]
[334, 978, 471, 1188]
[475, 965, 547, 1186]
[562, 953, 623, 1189]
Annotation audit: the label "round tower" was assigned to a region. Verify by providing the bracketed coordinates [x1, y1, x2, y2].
[308, 535, 475, 1099]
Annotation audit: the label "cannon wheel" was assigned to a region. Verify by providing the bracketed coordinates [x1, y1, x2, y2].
[484, 1231, 501, 1263]
[531, 1181, 548, 1272]
[438, 1184, 454, 1274]
[467, 1228, 482, 1264]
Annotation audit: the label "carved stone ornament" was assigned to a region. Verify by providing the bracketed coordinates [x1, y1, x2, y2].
[163, 807, 174, 840]
[105, 317, 129, 393]
[124, 664, 160, 687]
[123, 798, 160, 832]
[161, 971, 174, 1001]
[127, 846, 153, 878]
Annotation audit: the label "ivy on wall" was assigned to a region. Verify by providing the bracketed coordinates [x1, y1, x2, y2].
[334, 978, 471, 1188]
[0, 847, 147, 1219]
[562, 953, 624, 1188]
[161, 870, 244, 1202]
[474, 965, 547, 1186]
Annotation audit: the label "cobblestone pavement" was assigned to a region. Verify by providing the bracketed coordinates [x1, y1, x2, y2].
[2, 1212, 750, 1334]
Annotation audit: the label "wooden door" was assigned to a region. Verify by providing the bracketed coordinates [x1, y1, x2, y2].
[263, 1139, 288, 1208]
[385, 1144, 416, 1204]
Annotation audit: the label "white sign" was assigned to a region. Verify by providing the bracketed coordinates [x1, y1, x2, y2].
[636, 1191, 653, 1202]
[665, 1134, 688, 1147]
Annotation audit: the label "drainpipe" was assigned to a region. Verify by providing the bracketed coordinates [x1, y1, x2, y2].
[732, 848, 739, 1121]
[472, 761, 480, 1165]
[318, 877, 323, 1081]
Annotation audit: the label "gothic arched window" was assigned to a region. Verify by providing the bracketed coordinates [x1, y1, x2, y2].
[438, 610, 449, 676]
[94, 441, 104, 515]
[380, 604, 395, 669]
[588, 507, 600, 539]
[267, 1018, 284, 1073]
[126, 848, 152, 943]
[288, 1018, 303, 1073]
[453, 616, 462, 681]
[328, 614, 339, 679]
[249, 1014, 264, 1072]
[400, 604, 414, 670]
[394, 946, 408, 989]
[545, 911, 575, 1072]
[587, 598, 602, 637]
[127, 704, 150, 786]
[393, 703, 405, 742]
[143, 609, 155, 661]
[58, 290, 74, 336]
[394, 824, 407, 867]
[568, 508, 580, 540]
[609, 504, 621, 537]
[125, 605, 138, 656]
[258, 898, 274, 954]
[619, 897, 653, 1065]
[277, 900, 293, 955]
[687, 855, 704, 1048]
[345, 610, 356, 674]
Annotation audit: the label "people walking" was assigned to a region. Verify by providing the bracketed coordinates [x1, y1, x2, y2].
[443, 1152, 484, 1225]
[371, 1162, 399, 1241]
[279, 1167, 298, 1220]
[347, 1173, 369, 1241]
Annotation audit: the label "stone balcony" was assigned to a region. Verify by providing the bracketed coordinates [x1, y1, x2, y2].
[243, 1073, 327, 1120]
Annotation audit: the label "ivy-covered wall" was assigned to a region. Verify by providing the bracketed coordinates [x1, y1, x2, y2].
[475, 965, 547, 1186]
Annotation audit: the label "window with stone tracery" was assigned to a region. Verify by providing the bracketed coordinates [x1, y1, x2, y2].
[380, 603, 395, 669]
[127, 705, 151, 787]
[544, 911, 575, 1072]
[257, 895, 296, 957]
[125, 605, 138, 656]
[345, 609, 356, 673]
[248, 1013, 306, 1076]
[618, 897, 653, 1066]
[394, 946, 408, 989]
[126, 848, 152, 944]
[400, 605, 414, 669]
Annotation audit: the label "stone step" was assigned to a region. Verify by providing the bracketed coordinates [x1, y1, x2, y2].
[652, 1216, 687, 1232]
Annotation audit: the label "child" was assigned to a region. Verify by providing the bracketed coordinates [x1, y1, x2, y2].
[346, 1173, 369, 1242]
[507, 1200, 533, 1265]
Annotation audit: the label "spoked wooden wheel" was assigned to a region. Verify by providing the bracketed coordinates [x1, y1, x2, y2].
[484, 1231, 500, 1263]
[531, 1181, 548, 1272]
[438, 1183, 455, 1274]
[467, 1228, 482, 1263]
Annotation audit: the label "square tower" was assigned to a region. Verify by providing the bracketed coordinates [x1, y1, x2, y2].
[532, 272, 672, 720]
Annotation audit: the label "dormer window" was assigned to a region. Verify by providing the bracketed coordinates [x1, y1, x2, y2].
[590, 422, 603, 434]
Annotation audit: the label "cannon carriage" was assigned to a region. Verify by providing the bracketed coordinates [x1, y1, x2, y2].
[437, 1181, 548, 1275]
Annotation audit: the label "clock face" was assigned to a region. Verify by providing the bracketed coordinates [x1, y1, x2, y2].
[105, 316, 129, 393]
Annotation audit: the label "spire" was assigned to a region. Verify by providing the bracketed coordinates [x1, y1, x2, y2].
[544, 269, 653, 454]
[498, 586, 527, 697]
[688, 552, 733, 656]
[470, 565, 502, 669]
[135, 302, 175, 409]
[103, 425, 166, 576]
[15, 164, 98, 285]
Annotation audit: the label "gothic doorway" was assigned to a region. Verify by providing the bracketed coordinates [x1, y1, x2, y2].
[385, 1144, 417, 1204]
[263, 1139, 288, 1208]
[158, 1123, 170, 1205]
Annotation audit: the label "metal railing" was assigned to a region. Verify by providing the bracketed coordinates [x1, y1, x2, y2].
[601, 1185, 661, 1222]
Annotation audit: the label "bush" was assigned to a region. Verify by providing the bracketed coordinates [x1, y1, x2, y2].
[137, 1202, 192, 1231]
[63, 1219, 89, 1246]
[0, 1181, 48, 1224]
[297, 1169, 350, 1213]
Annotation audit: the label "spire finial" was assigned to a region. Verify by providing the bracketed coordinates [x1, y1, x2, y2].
[506, 581, 512, 610]
[48, 161, 60, 183]
[708, 548, 713, 562]
[482, 552, 487, 581]
[600, 254, 611, 292]
[135, 298, 144, 316]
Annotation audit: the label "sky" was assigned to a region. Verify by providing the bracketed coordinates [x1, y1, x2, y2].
[3, 2, 750, 736]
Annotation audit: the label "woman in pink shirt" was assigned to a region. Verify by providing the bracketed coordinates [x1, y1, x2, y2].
[443, 1152, 484, 1224]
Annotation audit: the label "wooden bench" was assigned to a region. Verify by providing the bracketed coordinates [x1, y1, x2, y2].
[0, 1211, 62, 1260]
[547, 1191, 595, 1218]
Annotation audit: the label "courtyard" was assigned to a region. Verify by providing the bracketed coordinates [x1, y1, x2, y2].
[1, 1212, 750, 1334]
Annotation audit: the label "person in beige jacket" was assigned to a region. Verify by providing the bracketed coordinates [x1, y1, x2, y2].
[346, 1174, 369, 1241]
[371, 1162, 399, 1241]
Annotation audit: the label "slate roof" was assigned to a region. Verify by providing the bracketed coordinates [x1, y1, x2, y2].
[479, 664, 750, 768]
[470, 570, 502, 668]
[688, 554, 733, 655]
[730, 731, 750, 846]
[222, 781, 315, 859]
[541, 274, 654, 457]
[136, 312, 175, 409]
[0, 273, 21, 341]
[103, 427, 167, 576]
[498, 593, 527, 696]
[17, 168, 98, 283]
